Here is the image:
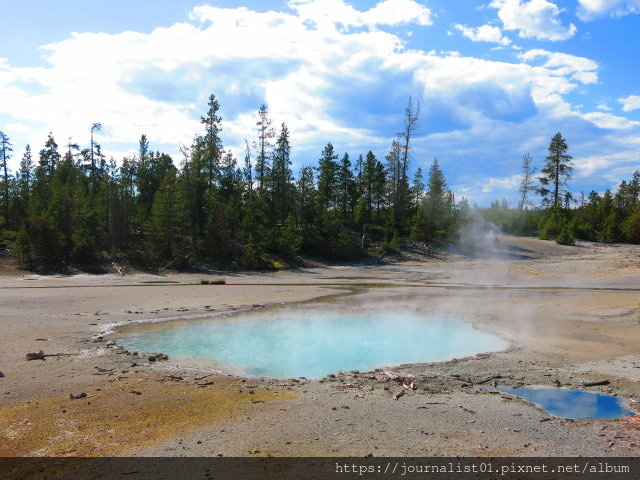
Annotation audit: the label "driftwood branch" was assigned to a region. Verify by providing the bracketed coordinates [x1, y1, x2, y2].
[384, 370, 417, 391]
[582, 380, 610, 387]
[26, 350, 78, 361]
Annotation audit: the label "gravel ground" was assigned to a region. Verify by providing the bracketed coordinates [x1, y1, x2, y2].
[1, 236, 639, 457]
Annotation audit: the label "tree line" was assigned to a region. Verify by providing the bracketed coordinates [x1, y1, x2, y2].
[1, 98, 639, 271]
[0, 96, 460, 269]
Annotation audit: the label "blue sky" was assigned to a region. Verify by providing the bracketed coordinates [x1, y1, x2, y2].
[1, 0, 639, 205]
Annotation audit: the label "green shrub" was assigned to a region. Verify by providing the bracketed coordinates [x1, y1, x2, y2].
[382, 231, 400, 253]
[539, 206, 564, 240]
[621, 207, 640, 243]
[556, 222, 575, 245]
[597, 212, 618, 243]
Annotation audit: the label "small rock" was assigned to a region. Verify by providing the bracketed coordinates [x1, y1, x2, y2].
[70, 392, 87, 400]
[131, 390, 142, 395]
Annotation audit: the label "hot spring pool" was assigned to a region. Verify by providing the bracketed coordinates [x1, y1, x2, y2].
[118, 310, 509, 378]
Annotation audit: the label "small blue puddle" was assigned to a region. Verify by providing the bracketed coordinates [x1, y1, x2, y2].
[118, 310, 508, 378]
[492, 386, 635, 419]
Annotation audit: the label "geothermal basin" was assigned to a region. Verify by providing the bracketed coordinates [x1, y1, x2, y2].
[119, 309, 509, 378]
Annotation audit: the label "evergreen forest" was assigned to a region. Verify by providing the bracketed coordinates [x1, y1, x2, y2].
[0, 95, 639, 271]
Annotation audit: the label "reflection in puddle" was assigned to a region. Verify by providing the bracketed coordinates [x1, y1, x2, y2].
[119, 310, 508, 378]
[494, 386, 634, 419]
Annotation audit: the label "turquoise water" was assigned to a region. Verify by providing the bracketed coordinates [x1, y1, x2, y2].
[496, 386, 634, 419]
[119, 310, 508, 378]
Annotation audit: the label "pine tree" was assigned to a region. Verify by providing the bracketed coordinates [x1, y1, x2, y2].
[90, 123, 102, 177]
[254, 104, 275, 192]
[199, 94, 223, 186]
[150, 168, 184, 263]
[271, 123, 293, 224]
[630, 171, 640, 205]
[39, 133, 61, 177]
[418, 158, 453, 241]
[16, 144, 34, 221]
[277, 212, 303, 259]
[337, 152, 355, 223]
[518, 153, 536, 210]
[243, 140, 253, 198]
[397, 97, 419, 225]
[316, 143, 338, 211]
[297, 166, 315, 227]
[373, 158, 386, 221]
[0, 131, 13, 226]
[426, 158, 447, 216]
[411, 167, 425, 211]
[385, 138, 402, 225]
[539, 133, 573, 207]
[362, 151, 377, 222]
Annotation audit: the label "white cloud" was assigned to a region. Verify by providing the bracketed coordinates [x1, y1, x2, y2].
[596, 102, 612, 111]
[618, 94, 640, 112]
[490, 0, 577, 41]
[481, 174, 522, 193]
[576, 151, 638, 178]
[1, 0, 590, 164]
[519, 49, 598, 84]
[577, 0, 640, 20]
[287, 0, 433, 29]
[582, 111, 640, 129]
[454, 24, 511, 45]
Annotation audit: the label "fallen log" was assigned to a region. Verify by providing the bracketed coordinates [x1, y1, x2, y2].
[197, 381, 215, 387]
[582, 380, 610, 387]
[476, 375, 504, 385]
